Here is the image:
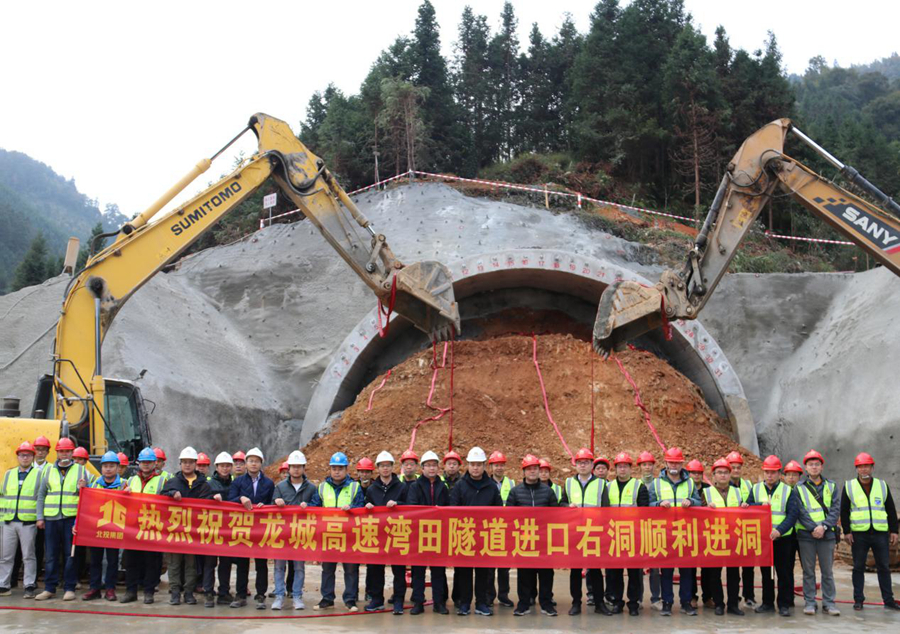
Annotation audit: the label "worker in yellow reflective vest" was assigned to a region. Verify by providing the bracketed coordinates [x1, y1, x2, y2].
[795, 450, 839, 616]
[399, 450, 419, 484]
[120, 447, 166, 604]
[602, 452, 649, 616]
[752, 455, 800, 616]
[703, 458, 750, 616]
[840, 452, 900, 611]
[0, 442, 40, 598]
[726, 450, 756, 608]
[538, 459, 562, 503]
[487, 450, 514, 608]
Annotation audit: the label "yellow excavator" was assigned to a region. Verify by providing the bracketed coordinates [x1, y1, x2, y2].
[593, 118, 900, 356]
[1, 113, 460, 472]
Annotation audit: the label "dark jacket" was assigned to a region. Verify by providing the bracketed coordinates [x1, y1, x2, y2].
[161, 471, 214, 500]
[308, 476, 366, 508]
[228, 472, 275, 506]
[505, 480, 558, 507]
[840, 477, 899, 535]
[601, 478, 650, 507]
[273, 476, 316, 506]
[207, 471, 232, 497]
[441, 472, 462, 491]
[364, 474, 407, 506]
[448, 472, 503, 507]
[406, 475, 450, 506]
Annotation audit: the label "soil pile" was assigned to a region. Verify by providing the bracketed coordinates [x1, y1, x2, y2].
[267, 334, 762, 482]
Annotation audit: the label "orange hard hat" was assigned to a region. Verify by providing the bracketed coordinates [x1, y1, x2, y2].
[762, 455, 783, 471]
[33, 435, 51, 448]
[117, 452, 129, 466]
[726, 451, 743, 465]
[686, 459, 704, 473]
[614, 452, 634, 466]
[72, 446, 89, 459]
[663, 447, 685, 462]
[521, 454, 541, 469]
[153, 447, 166, 461]
[637, 451, 656, 465]
[232, 451, 246, 461]
[783, 460, 803, 474]
[279, 461, 289, 472]
[400, 450, 419, 463]
[854, 452, 875, 467]
[197, 452, 211, 466]
[487, 451, 506, 464]
[443, 450, 462, 464]
[55, 437, 75, 451]
[539, 459, 552, 470]
[803, 450, 824, 465]
[593, 456, 610, 467]
[712, 458, 732, 472]
[16, 441, 35, 455]
[356, 457, 375, 471]
[574, 448, 594, 462]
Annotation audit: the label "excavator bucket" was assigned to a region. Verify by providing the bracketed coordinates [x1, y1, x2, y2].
[592, 281, 666, 358]
[391, 261, 461, 342]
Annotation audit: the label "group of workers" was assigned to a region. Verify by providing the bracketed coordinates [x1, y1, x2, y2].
[1, 436, 898, 619]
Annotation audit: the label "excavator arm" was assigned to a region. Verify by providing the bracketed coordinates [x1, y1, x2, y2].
[54, 113, 460, 453]
[593, 118, 900, 356]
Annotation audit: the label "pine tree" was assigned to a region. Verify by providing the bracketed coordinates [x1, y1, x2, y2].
[550, 14, 583, 152]
[453, 6, 492, 171]
[487, 2, 521, 161]
[12, 232, 52, 291]
[519, 23, 556, 153]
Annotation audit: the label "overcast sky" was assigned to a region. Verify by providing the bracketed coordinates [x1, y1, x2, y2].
[1, 0, 897, 217]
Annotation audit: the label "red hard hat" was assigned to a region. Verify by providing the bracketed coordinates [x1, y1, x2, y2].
[443, 450, 462, 464]
[232, 451, 246, 461]
[712, 458, 732, 472]
[197, 452, 211, 466]
[686, 459, 704, 473]
[55, 437, 75, 451]
[803, 449, 824, 465]
[72, 446, 89, 459]
[637, 451, 656, 465]
[614, 452, 633, 466]
[783, 460, 804, 474]
[400, 450, 419, 463]
[279, 461, 289, 472]
[33, 435, 51, 448]
[153, 447, 166, 460]
[16, 441, 35, 455]
[593, 456, 610, 468]
[762, 455, 783, 471]
[854, 452, 875, 467]
[487, 451, 506, 464]
[726, 451, 744, 465]
[574, 448, 594, 462]
[521, 454, 541, 469]
[117, 452, 129, 466]
[356, 457, 375, 471]
[539, 459, 552, 470]
[663, 447, 685, 462]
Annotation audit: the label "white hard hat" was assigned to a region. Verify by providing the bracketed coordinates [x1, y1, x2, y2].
[466, 446, 487, 462]
[214, 451, 233, 465]
[246, 447, 264, 460]
[421, 450, 440, 464]
[375, 450, 395, 465]
[287, 450, 307, 466]
[179, 446, 199, 461]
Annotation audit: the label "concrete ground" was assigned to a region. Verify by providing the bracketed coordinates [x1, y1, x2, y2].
[1, 561, 899, 633]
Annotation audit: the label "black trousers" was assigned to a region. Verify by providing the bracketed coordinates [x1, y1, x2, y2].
[761, 536, 796, 608]
[570, 569, 603, 604]
[606, 568, 642, 609]
[123, 550, 161, 594]
[517, 568, 553, 611]
[707, 566, 741, 608]
[455, 567, 492, 607]
[411, 566, 447, 605]
[851, 531, 895, 603]
[741, 565, 755, 601]
[366, 564, 406, 604]
[487, 567, 510, 601]
[234, 557, 267, 599]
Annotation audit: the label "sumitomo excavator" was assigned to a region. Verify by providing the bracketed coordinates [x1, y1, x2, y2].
[1, 113, 460, 472]
[593, 118, 900, 357]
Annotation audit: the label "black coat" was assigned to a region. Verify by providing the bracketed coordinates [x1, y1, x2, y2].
[406, 475, 451, 507]
[449, 472, 503, 507]
[228, 472, 275, 505]
[505, 480, 559, 507]
[207, 472, 232, 497]
[364, 474, 407, 506]
[161, 471, 213, 500]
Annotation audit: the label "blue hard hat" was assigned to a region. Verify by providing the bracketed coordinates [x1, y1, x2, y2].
[329, 452, 349, 466]
[100, 451, 120, 464]
[138, 447, 157, 462]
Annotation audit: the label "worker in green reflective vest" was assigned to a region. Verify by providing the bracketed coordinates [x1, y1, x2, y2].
[840, 452, 900, 611]
[120, 447, 166, 605]
[726, 451, 756, 608]
[399, 450, 420, 484]
[751, 455, 800, 616]
[441, 451, 463, 490]
[538, 459, 562, 502]
[602, 452, 649, 616]
[0, 442, 40, 598]
[795, 450, 839, 616]
[487, 451, 514, 608]
[703, 458, 750, 616]
[153, 447, 172, 483]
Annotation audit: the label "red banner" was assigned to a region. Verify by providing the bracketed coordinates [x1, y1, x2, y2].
[74, 489, 772, 568]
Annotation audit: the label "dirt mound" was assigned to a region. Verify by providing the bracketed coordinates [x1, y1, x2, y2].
[267, 334, 762, 482]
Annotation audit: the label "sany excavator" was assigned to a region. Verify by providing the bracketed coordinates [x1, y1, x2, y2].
[593, 118, 900, 357]
[1, 113, 460, 472]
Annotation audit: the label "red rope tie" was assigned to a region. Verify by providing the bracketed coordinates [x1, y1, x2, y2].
[531, 334, 575, 463]
[611, 351, 667, 452]
[365, 369, 392, 411]
[375, 275, 398, 338]
[409, 340, 451, 451]
[448, 329, 455, 452]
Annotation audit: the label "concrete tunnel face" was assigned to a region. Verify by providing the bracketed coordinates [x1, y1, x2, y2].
[303, 249, 756, 453]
